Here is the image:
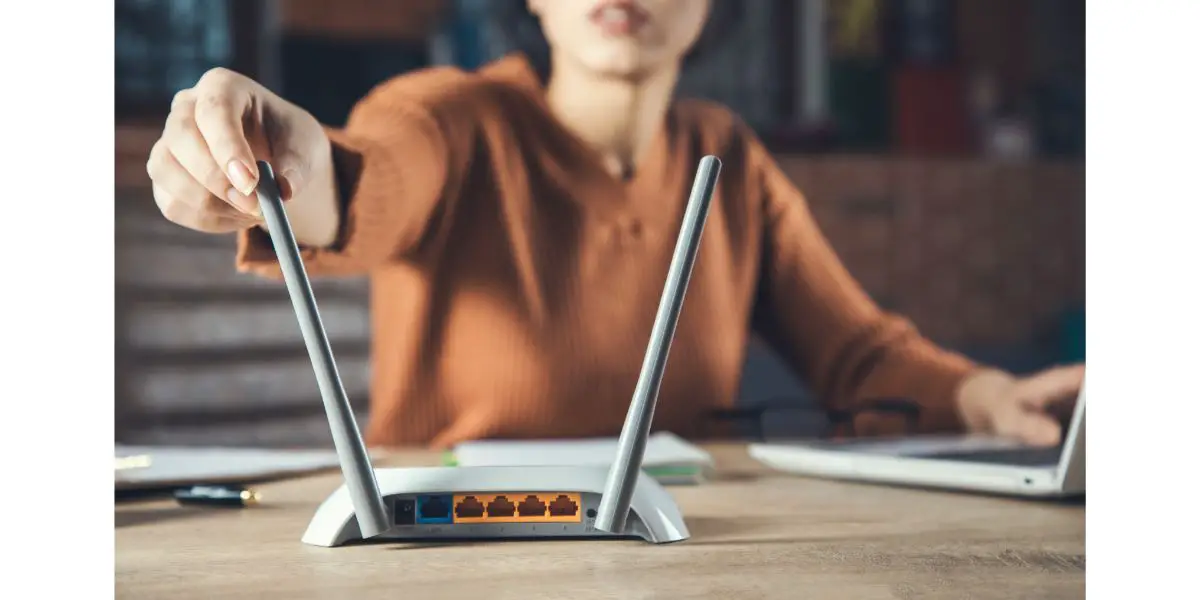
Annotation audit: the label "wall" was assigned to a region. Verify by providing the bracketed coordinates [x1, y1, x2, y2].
[739, 154, 1084, 439]
[785, 155, 1084, 348]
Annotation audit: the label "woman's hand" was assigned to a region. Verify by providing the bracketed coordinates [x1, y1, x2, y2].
[955, 364, 1085, 446]
[146, 67, 337, 243]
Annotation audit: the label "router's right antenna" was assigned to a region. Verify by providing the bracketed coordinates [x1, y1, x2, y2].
[255, 161, 390, 538]
[594, 155, 721, 534]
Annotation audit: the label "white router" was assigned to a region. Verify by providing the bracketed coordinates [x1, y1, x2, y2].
[255, 155, 721, 547]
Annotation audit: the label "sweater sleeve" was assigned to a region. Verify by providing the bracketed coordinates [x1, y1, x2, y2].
[750, 146, 977, 435]
[235, 79, 458, 278]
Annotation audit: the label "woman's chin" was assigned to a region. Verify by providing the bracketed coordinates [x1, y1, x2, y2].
[576, 47, 671, 81]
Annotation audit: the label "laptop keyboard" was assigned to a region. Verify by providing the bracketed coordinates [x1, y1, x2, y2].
[918, 446, 1064, 467]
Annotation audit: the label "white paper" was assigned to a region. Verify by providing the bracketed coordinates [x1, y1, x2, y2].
[452, 431, 714, 469]
[115, 445, 341, 489]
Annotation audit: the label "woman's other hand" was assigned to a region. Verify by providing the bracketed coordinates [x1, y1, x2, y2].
[956, 364, 1085, 446]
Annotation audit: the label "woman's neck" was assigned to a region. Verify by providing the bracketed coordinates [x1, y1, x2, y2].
[544, 59, 678, 179]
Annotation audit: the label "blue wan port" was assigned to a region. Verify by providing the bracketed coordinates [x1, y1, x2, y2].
[416, 495, 453, 524]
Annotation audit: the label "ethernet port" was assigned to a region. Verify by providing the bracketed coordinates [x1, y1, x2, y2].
[517, 495, 547, 518]
[548, 494, 578, 518]
[487, 495, 516, 518]
[455, 495, 486, 519]
[417, 495, 452, 524]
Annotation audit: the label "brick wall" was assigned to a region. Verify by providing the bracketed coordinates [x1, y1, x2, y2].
[779, 155, 1084, 348]
[278, 0, 447, 41]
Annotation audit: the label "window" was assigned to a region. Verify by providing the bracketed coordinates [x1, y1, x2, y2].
[117, 0, 268, 120]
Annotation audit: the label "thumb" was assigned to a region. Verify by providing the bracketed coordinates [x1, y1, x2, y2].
[259, 140, 308, 202]
[273, 158, 306, 202]
[260, 116, 316, 203]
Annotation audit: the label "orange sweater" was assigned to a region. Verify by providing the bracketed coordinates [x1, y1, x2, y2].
[236, 55, 976, 448]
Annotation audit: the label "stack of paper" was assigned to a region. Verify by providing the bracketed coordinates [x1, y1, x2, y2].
[447, 432, 714, 484]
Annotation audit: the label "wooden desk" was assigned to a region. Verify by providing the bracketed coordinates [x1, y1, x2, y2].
[115, 445, 1084, 599]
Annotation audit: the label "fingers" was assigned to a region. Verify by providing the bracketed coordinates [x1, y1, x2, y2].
[148, 67, 275, 234]
[162, 96, 258, 215]
[1016, 364, 1086, 410]
[147, 141, 258, 233]
[192, 68, 260, 198]
[149, 66, 322, 236]
[153, 184, 258, 234]
[983, 365, 1083, 445]
[994, 406, 1063, 447]
[1015, 414, 1063, 447]
[147, 139, 236, 215]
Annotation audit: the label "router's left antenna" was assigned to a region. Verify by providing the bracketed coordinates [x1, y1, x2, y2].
[255, 160, 390, 538]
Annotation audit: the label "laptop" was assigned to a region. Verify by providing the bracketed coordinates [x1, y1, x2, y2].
[748, 383, 1085, 498]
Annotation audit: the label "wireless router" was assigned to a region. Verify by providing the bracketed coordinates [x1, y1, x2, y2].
[255, 155, 721, 547]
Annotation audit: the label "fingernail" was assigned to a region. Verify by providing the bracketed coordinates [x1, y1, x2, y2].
[226, 187, 259, 216]
[227, 160, 257, 196]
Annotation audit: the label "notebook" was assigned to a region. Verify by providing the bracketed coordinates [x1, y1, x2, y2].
[446, 432, 714, 484]
[114, 445, 342, 491]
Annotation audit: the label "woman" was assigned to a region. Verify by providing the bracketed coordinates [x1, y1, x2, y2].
[145, 0, 1083, 448]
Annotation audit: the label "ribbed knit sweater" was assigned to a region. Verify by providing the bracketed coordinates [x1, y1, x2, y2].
[236, 54, 976, 448]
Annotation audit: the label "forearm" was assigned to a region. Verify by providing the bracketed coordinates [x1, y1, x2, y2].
[835, 323, 978, 433]
[752, 142, 977, 433]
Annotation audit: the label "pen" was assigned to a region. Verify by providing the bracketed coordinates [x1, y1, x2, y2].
[173, 485, 262, 508]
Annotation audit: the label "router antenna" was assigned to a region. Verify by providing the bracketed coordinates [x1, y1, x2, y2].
[594, 155, 721, 533]
[255, 161, 390, 538]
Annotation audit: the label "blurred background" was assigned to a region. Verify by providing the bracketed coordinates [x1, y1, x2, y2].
[114, 0, 1084, 447]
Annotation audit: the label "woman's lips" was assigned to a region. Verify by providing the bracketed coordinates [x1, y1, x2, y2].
[589, 1, 649, 36]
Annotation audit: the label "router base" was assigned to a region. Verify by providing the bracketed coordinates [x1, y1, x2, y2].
[302, 465, 690, 547]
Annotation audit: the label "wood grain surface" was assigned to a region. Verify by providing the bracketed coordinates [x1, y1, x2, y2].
[115, 445, 1085, 599]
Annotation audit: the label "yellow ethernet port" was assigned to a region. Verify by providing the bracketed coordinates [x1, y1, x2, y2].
[452, 495, 487, 523]
[517, 495, 547, 518]
[546, 494, 580, 519]
[486, 495, 517, 519]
